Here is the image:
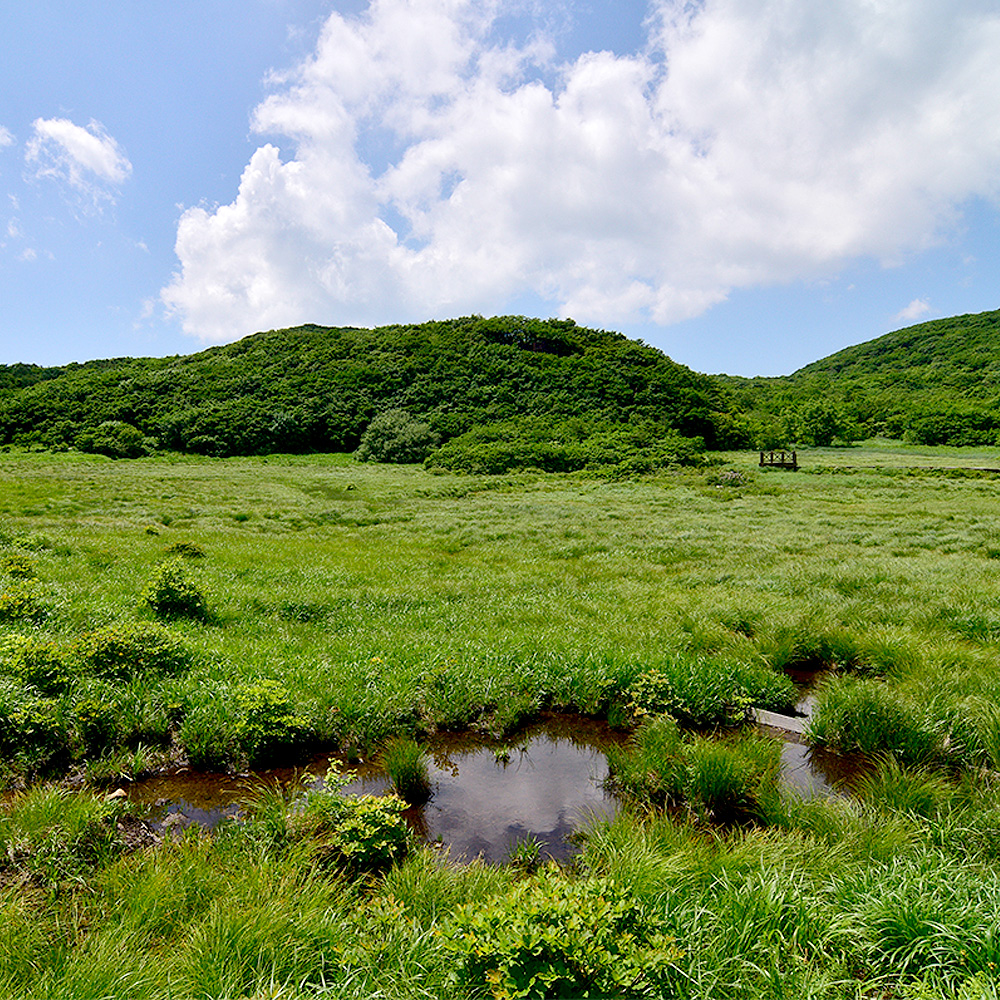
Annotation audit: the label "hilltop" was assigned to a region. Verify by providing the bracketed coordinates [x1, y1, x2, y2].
[719, 309, 1000, 448]
[0, 316, 739, 472]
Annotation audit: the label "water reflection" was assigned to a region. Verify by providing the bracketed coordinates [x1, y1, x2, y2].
[128, 713, 862, 859]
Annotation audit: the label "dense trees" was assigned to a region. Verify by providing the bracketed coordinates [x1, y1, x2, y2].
[4, 309, 999, 463]
[0, 316, 736, 471]
[721, 309, 1000, 448]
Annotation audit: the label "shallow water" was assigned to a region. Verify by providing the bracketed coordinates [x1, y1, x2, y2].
[128, 712, 860, 859]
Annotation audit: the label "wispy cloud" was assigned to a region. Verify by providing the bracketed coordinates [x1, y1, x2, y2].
[163, 0, 1000, 343]
[894, 298, 933, 324]
[0, 126, 14, 148]
[25, 118, 131, 206]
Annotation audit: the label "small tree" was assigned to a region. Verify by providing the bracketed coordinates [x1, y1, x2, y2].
[355, 409, 440, 463]
[77, 421, 147, 459]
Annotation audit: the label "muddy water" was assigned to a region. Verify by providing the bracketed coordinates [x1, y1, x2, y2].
[128, 711, 856, 860]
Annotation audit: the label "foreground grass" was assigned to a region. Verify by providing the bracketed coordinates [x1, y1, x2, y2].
[3, 766, 1000, 998]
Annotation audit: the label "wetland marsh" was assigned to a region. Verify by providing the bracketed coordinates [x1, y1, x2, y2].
[4, 444, 1000, 998]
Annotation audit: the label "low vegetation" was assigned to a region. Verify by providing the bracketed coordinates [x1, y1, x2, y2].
[3, 443, 1000, 996]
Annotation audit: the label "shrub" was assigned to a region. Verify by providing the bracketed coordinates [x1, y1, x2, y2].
[443, 868, 682, 998]
[1, 553, 37, 579]
[141, 558, 209, 620]
[302, 766, 411, 873]
[232, 679, 311, 767]
[378, 736, 432, 803]
[73, 622, 192, 680]
[356, 409, 440, 463]
[0, 584, 48, 624]
[76, 420, 147, 459]
[0, 634, 71, 693]
[0, 678, 67, 774]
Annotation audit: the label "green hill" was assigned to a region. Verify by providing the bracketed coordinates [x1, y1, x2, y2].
[0, 316, 739, 471]
[719, 309, 1000, 448]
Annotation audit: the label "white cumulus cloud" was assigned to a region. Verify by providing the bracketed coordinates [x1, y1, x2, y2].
[26, 117, 132, 205]
[162, 0, 1000, 343]
[894, 298, 932, 323]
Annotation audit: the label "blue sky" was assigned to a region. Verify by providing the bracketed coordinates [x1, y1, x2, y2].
[2, 0, 998, 377]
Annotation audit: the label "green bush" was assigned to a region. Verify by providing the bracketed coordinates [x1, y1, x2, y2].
[443, 868, 682, 998]
[73, 622, 192, 679]
[0, 634, 71, 694]
[141, 558, 209, 621]
[355, 409, 440, 463]
[76, 420, 147, 459]
[232, 679, 311, 767]
[302, 766, 411, 873]
[0, 679, 67, 775]
[1, 553, 37, 579]
[0, 584, 48, 624]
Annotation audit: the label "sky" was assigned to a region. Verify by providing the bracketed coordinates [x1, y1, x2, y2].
[1, 0, 998, 378]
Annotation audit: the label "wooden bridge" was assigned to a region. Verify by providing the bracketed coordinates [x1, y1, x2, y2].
[759, 450, 798, 470]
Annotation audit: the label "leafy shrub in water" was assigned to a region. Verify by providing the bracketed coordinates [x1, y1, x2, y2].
[355, 408, 440, 463]
[141, 558, 208, 620]
[443, 868, 682, 998]
[73, 622, 192, 679]
[232, 679, 311, 767]
[302, 766, 411, 873]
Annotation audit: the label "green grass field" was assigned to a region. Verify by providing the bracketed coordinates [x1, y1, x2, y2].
[3, 445, 1000, 997]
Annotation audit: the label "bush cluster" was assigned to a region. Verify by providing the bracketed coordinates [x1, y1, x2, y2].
[444, 867, 682, 998]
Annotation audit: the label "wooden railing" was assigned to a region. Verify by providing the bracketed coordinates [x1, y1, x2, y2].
[759, 450, 798, 470]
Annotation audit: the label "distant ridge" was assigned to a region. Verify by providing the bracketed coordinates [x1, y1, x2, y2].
[719, 308, 1000, 447]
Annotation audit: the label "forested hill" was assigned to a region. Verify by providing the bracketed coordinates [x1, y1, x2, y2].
[795, 309, 1000, 389]
[718, 309, 1000, 448]
[0, 316, 740, 471]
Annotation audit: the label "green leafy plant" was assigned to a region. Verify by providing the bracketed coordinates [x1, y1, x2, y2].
[0, 635, 71, 694]
[0, 584, 48, 624]
[301, 765, 411, 873]
[232, 679, 311, 768]
[444, 868, 682, 998]
[355, 409, 440, 464]
[72, 622, 192, 680]
[141, 558, 209, 621]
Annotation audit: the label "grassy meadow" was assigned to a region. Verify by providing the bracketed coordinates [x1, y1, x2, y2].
[4, 444, 1000, 997]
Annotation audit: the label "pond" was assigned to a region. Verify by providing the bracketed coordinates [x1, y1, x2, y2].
[128, 711, 853, 862]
